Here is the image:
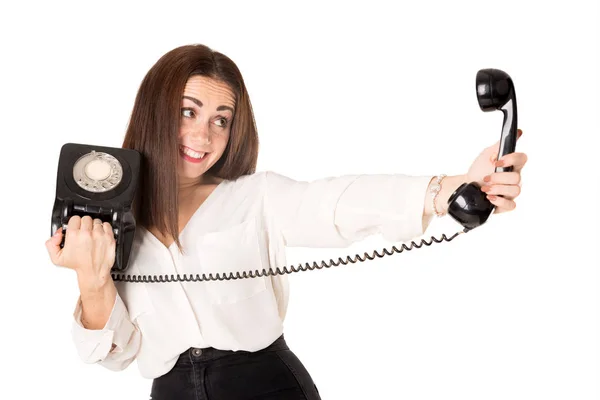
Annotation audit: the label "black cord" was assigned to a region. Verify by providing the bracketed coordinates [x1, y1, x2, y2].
[111, 229, 468, 283]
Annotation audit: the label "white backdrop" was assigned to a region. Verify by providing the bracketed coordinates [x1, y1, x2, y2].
[1, 1, 598, 399]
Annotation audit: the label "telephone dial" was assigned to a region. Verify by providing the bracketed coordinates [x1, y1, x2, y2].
[50, 68, 518, 283]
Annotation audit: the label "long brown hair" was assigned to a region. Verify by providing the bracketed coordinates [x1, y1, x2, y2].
[122, 44, 259, 253]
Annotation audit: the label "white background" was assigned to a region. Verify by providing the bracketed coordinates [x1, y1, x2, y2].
[1, 1, 598, 399]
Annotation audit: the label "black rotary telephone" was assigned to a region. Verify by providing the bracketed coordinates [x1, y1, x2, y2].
[50, 68, 518, 283]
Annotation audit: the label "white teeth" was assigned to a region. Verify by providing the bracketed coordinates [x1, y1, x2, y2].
[181, 146, 206, 159]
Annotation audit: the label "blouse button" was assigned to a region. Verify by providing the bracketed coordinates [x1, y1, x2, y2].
[192, 348, 202, 357]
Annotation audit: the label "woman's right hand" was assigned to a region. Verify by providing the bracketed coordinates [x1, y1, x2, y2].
[45, 215, 117, 290]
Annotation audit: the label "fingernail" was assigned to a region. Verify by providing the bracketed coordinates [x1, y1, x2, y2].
[483, 175, 491, 182]
[495, 160, 504, 167]
[487, 195, 497, 201]
[481, 185, 490, 192]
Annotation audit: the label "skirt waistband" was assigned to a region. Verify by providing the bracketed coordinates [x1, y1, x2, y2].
[175, 334, 289, 365]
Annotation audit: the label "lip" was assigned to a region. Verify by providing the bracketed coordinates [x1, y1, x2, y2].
[180, 145, 209, 153]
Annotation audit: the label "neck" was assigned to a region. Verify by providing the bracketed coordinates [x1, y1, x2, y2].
[178, 174, 220, 197]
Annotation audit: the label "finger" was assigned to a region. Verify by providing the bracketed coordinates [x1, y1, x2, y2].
[45, 227, 64, 265]
[93, 218, 104, 232]
[484, 171, 521, 185]
[496, 152, 528, 170]
[52, 226, 63, 242]
[480, 184, 521, 199]
[65, 215, 81, 242]
[486, 194, 516, 213]
[47, 227, 63, 246]
[93, 221, 105, 238]
[517, 128, 523, 139]
[102, 222, 114, 237]
[80, 215, 93, 231]
[67, 215, 81, 230]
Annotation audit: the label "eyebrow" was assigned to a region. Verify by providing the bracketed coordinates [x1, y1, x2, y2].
[183, 96, 234, 114]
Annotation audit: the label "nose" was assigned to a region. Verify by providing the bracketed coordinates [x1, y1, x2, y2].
[187, 122, 211, 145]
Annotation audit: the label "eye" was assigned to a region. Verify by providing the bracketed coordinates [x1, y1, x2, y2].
[215, 117, 229, 128]
[181, 108, 195, 118]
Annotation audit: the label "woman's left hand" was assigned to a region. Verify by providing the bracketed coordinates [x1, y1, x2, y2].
[465, 129, 528, 213]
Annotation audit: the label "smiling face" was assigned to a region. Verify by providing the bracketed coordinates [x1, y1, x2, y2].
[177, 75, 236, 186]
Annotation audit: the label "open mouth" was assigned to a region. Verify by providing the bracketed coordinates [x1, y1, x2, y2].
[180, 145, 208, 163]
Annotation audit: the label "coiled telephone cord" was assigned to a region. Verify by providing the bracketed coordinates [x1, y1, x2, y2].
[111, 229, 467, 283]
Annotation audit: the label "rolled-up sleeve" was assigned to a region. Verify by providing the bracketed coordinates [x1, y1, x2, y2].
[71, 291, 141, 371]
[263, 171, 434, 247]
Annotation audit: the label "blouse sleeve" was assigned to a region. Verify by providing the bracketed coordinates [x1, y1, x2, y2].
[263, 171, 435, 248]
[71, 291, 141, 372]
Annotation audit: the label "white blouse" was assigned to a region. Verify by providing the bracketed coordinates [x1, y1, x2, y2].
[71, 171, 435, 379]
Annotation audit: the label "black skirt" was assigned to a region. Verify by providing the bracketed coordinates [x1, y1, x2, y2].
[150, 334, 322, 400]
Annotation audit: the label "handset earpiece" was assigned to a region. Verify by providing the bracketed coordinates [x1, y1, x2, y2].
[447, 68, 518, 232]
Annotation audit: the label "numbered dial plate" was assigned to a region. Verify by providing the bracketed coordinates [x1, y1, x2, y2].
[73, 150, 123, 192]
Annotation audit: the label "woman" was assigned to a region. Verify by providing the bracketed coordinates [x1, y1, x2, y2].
[45, 44, 527, 399]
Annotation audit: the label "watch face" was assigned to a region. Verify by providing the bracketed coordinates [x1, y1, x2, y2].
[73, 150, 123, 193]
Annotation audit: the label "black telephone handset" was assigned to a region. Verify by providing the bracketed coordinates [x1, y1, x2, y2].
[50, 68, 518, 283]
[447, 68, 518, 231]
